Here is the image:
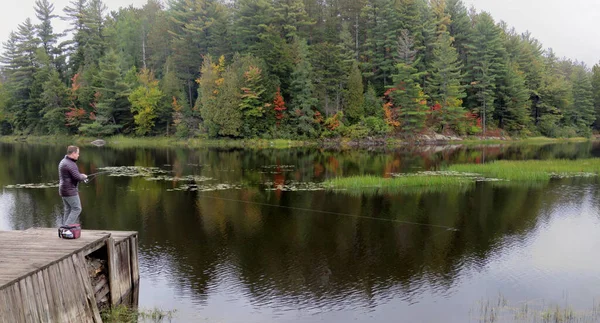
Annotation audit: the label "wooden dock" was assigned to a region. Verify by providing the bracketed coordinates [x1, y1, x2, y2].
[0, 228, 139, 323]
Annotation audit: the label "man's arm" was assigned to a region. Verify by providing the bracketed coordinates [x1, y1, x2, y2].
[68, 163, 87, 182]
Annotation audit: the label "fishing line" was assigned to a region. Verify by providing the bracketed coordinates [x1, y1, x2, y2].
[196, 193, 459, 231]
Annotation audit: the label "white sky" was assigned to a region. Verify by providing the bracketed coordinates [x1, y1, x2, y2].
[463, 0, 600, 67]
[0, 0, 148, 48]
[0, 0, 598, 67]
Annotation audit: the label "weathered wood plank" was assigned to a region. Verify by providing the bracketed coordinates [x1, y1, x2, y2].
[19, 279, 33, 323]
[47, 264, 71, 323]
[0, 286, 8, 323]
[31, 272, 49, 323]
[106, 237, 120, 306]
[67, 255, 92, 323]
[130, 235, 139, 287]
[73, 253, 102, 323]
[55, 261, 72, 323]
[41, 268, 58, 323]
[61, 258, 86, 322]
[118, 239, 132, 304]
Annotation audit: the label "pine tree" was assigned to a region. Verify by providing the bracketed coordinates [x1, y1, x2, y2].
[272, 0, 313, 42]
[345, 60, 365, 123]
[34, 0, 59, 60]
[1, 19, 40, 133]
[592, 63, 600, 129]
[426, 31, 465, 132]
[80, 49, 130, 135]
[566, 65, 595, 135]
[466, 12, 506, 134]
[289, 38, 319, 137]
[390, 30, 428, 133]
[444, 0, 472, 66]
[41, 69, 70, 134]
[494, 62, 531, 133]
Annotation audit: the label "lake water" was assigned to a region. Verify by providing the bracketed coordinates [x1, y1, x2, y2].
[2, 142, 600, 322]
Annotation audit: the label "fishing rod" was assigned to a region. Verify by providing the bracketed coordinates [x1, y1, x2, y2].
[83, 171, 110, 183]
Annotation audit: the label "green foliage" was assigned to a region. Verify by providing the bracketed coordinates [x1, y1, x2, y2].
[345, 60, 365, 123]
[129, 69, 164, 136]
[389, 30, 429, 133]
[565, 64, 595, 135]
[289, 38, 319, 137]
[0, 0, 597, 139]
[426, 30, 466, 132]
[466, 12, 506, 134]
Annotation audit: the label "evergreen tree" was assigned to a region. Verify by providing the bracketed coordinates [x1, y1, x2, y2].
[444, 0, 472, 66]
[566, 65, 595, 135]
[494, 62, 531, 133]
[426, 32, 465, 132]
[346, 60, 365, 123]
[80, 49, 130, 135]
[466, 12, 505, 134]
[272, 0, 313, 42]
[34, 0, 59, 60]
[592, 64, 600, 129]
[390, 30, 428, 133]
[289, 38, 319, 137]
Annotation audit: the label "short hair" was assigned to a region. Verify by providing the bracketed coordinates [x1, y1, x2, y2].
[66, 146, 79, 155]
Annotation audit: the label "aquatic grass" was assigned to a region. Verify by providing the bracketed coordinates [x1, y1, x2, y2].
[3, 182, 59, 189]
[324, 175, 475, 195]
[447, 159, 600, 182]
[101, 305, 176, 323]
[454, 136, 592, 145]
[471, 295, 600, 323]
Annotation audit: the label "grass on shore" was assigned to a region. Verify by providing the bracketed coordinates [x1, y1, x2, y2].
[0, 134, 312, 149]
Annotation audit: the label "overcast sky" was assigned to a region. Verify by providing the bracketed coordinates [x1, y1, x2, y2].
[462, 0, 600, 67]
[1, 0, 599, 66]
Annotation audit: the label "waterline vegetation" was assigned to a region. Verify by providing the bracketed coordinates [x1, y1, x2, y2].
[325, 159, 600, 194]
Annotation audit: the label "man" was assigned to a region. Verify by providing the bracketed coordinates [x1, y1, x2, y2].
[58, 146, 87, 225]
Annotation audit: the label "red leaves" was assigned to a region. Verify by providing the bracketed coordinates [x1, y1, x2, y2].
[273, 87, 286, 123]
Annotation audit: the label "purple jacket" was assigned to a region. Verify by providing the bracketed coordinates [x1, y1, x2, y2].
[58, 156, 86, 197]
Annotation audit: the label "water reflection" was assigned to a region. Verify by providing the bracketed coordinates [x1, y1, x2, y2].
[1, 142, 600, 322]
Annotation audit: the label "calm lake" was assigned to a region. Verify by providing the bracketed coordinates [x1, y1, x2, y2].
[2, 141, 600, 322]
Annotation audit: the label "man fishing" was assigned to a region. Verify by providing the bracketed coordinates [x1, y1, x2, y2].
[58, 146, 87, 225]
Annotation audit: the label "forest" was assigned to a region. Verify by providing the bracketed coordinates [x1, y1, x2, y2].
[0, 0, 598, 140]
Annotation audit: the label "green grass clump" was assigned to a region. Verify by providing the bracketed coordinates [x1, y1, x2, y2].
[447, 159, 600, 182]
[325, 174, 475, 194]
[101, 305, 176, 323]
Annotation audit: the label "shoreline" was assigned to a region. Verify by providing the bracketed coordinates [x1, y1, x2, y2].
[0, 134, 594, 149]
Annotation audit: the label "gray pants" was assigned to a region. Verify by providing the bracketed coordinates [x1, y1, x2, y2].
[62, 195, 82, 225]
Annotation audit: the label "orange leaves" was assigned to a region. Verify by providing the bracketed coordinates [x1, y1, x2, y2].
[324, 111, 342, 130]
[384, 102, 400, 128]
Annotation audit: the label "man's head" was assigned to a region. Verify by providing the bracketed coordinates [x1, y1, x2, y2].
[66, 146, 80, 160]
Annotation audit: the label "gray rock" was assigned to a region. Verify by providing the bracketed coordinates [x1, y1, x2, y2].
[91, 139, 106, 147]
